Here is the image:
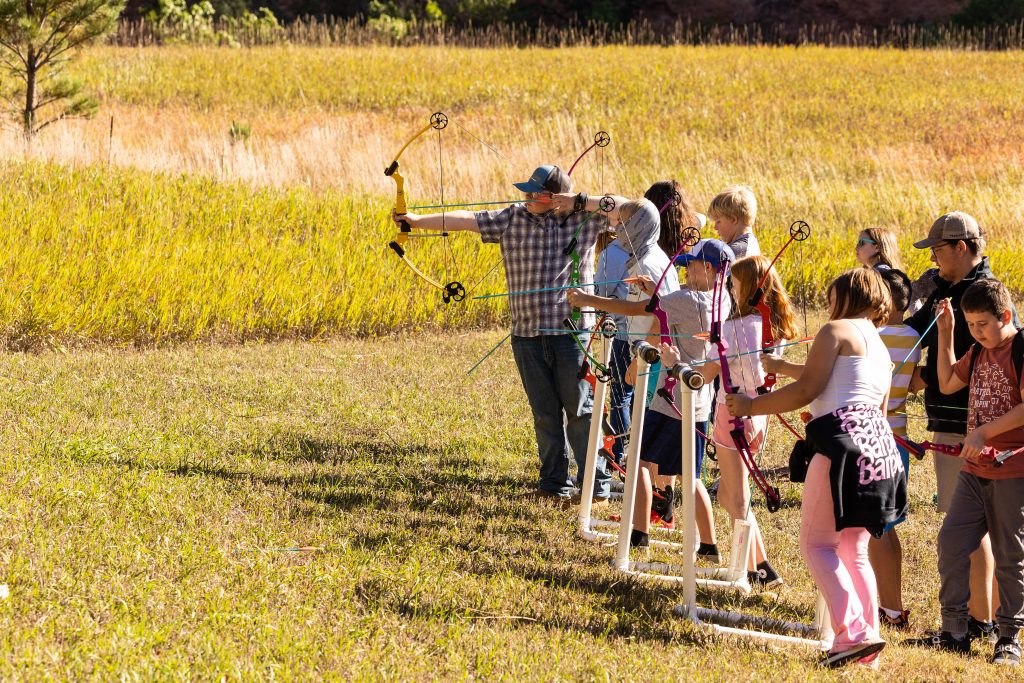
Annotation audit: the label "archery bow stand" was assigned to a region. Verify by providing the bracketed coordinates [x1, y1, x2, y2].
[665, 364, 832, 650]
[576, 340, 751, 578]
[606, 352, 753, 592]
[598, 353, 833, 649]
[576, 336, 688, 552]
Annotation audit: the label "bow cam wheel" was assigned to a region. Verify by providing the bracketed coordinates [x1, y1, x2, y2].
[443, 281, 466, 303]
[681, 226, 701, 249]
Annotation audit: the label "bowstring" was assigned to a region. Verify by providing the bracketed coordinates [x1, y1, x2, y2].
[436, 126, 459, 291]
[735, 288, 765, 520]
[719, 268, 759, 520]
[449, 113, 516, 297]
[799, 236, 809, 337]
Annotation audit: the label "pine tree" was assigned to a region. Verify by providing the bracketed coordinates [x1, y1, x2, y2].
[0, 0, 125, 137]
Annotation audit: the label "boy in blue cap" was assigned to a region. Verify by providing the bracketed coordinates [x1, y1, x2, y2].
[394, 165, 627, 506]
[569, 238, 733, 555]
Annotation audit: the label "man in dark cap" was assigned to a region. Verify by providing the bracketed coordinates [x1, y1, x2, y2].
[394, 165, 627, 507]
[906, 211, 1019, 642]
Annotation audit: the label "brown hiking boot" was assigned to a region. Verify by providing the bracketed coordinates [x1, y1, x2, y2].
[531, 489, 572, 509]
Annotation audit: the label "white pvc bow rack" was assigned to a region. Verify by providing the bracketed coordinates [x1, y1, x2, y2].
[576, 335, 833, 649]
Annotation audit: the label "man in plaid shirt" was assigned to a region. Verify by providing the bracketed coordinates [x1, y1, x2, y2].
[394, 165, 626, 505]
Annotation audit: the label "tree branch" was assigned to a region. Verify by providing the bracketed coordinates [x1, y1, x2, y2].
[33, 113, 65, 134]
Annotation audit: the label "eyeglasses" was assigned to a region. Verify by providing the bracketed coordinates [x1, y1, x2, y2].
[930, 241, 955, 255]
[856, 238, 877, 247]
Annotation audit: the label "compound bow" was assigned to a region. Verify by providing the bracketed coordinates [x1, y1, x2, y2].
[565, 194, 617, 327]
[567, 131, 611, 175]
[892, 436, 1024, 467]
[645, 224, 703, 416]
[892, 434, 962, 460]
[710, 260, 782, 512]
[746, 220, 812, 440]
[386, 111, 466, 304]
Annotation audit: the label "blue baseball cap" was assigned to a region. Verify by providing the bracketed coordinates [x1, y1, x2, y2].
[674, 239, 735, 268]
[513, 165, 571, 193]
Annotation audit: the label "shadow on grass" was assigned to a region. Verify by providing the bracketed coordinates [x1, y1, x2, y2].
[78, 430, 815, 646]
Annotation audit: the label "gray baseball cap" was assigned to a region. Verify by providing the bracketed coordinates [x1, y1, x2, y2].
[513, 165, 571, 194]
[913, 211, 982, 249]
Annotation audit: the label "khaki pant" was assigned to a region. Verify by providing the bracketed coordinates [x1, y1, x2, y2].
[938, 472, 1024, 640]
[932, 431, 965, 513]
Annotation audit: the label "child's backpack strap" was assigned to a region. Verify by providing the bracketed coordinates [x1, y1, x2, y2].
[1013, 328, 1024, 386]
[967, 341, 983, 383]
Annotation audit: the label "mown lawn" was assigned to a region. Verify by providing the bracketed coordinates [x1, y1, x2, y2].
[0, 331, 1016, 680]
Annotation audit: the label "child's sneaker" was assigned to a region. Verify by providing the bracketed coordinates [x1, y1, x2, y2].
[818, 639, 885, 668]
[697, 542, 722, 564]
[650, 510, 675, 530]
[969, 617, 998, 644]
[992, 637, 1021, 666]
[651, 485, 674, 524]
[904, 631, 971, 654]
[879, 608, 911, 631]
[747, 560, 782, 589]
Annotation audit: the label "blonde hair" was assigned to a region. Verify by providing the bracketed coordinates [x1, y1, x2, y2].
[596, 230, 615, 254]
[730, 256, 799, 341]
[860, 227, 903, 270]
[708, 185, 757, 226]
[827, 268, 891, 327]
[618, 200, 642, 224]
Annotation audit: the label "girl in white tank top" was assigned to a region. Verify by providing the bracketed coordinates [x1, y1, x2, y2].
[722, 269, 907, 668]
[808, 318, 892, 419]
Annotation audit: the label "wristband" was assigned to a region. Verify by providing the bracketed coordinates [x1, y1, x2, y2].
[574, 193, 588, 213]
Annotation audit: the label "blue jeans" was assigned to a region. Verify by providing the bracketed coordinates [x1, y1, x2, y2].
[608, 338, 634, 461]
[511, 334, 609, 497]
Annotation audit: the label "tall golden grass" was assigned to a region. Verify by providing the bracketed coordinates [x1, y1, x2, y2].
[1, 45, 1021, 344]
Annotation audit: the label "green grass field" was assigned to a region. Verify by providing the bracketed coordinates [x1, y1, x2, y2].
[0, 332, 1017, 680]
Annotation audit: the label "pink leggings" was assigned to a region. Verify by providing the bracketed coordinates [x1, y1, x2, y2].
[800, 454, 880, 650]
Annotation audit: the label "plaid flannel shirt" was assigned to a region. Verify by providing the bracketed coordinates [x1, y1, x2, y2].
[477, 204, 608, 337]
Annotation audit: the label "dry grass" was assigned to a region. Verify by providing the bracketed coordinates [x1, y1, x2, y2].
[1, 44, 1022, 340]
[0, 331, 1016, 680]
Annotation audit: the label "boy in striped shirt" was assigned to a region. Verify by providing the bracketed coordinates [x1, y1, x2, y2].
[871, 268, 921, 630]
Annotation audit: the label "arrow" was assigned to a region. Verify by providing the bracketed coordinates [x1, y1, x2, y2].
[409, 198, 550, 210]
[473, 278, 639, 300]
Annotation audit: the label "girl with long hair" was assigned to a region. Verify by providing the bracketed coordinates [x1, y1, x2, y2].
[726, 268, 907, 668]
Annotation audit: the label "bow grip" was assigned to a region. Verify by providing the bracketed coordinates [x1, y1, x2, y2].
[390, 166, 409, 215]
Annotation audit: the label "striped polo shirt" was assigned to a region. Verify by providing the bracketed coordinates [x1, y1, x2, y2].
[879, 323, 921, 437]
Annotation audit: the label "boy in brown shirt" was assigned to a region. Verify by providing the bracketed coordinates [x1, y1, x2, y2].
[907, 279, 1024, 666]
